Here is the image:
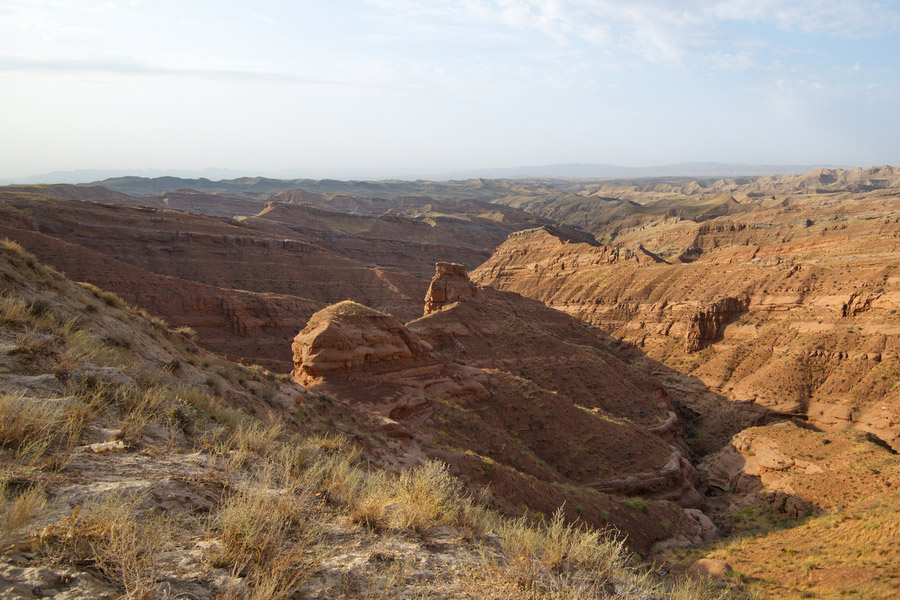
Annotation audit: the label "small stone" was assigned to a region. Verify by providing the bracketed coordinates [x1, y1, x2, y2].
[687, 558, 733, 580]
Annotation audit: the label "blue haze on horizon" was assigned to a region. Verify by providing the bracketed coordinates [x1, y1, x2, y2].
[1, 0, 898, 180]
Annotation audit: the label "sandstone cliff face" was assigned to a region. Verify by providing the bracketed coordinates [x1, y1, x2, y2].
[292, 301, 433, 386]
[473, 191, 900, 452]
[683, 295, 749, 353]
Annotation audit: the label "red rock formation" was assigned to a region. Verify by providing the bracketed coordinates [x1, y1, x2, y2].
[473, 196, 900, 451]
[292, 301, 433, 386]
[290, 265, 712, 552]
[683, 295, 749, 352]
[0, 224, 316, 370]
[423, 262, 479, 315]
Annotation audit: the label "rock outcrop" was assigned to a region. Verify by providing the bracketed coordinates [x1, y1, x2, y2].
[423, 262, 479, 314]
[473, 190, 900, 451]
[292, 301, 433, 385]
[683, 295, 749, 352]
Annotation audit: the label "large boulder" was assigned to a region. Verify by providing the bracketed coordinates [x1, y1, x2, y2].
[291, 301, 432, 386]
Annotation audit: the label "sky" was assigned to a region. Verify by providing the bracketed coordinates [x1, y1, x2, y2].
[1, 0, 899, 180]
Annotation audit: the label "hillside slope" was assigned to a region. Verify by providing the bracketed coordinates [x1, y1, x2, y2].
[0, 240, 738, 600]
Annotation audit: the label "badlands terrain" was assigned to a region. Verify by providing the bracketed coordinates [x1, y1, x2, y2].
[2, 165, 900, 599]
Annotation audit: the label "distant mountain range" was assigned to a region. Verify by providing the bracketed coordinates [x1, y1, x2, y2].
[1, 162, 852, 186]
[440, 162, 851, 179]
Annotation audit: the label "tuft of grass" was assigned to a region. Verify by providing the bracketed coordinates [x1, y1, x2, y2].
[227, 421, 285, 467]
[60, 329, 127, 371]
[180, 388, 246, 429]
[209, 484, 319, 599]
[0, 392, 65, 452]
[0, 293, 33, 326]
[497, 507, 626, 589]
[76, 282, 129, 309]
[37, 493, 174, 598]
[392, 461, 461, 530]
[1, 483, 48, 542]
[175, 325, 197, 340]
[621, 496, 649, 513]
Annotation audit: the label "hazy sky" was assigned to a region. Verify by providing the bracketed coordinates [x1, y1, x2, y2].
[2, 0, 899, 179]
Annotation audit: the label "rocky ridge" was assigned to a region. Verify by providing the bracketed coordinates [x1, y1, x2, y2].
[0, 185, 566, 366]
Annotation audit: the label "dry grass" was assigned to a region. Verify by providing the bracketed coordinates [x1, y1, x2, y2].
[1, 482, 48, 543]
[0, 390, 93, 471]
[114, 385, 171, 444]
[209, 484, 320, 600]
[59, 329, 127, 371]
[0, 293, 32, 326]
[175, 325, 198, 339]
[37, 493, 174, 598]
[76, 281, 129, 309]
[0, 392, 64, 451]
[179, 387, 247, 430]
[392, 461, 461, 530]
[229, 421, 284, 464]
[496, 507, 626, 591]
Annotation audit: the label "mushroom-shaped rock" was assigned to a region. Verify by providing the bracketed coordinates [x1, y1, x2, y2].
[424, 262, 479, 315]
[292, 300, 432, 386]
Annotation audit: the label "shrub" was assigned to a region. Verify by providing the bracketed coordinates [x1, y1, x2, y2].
[621, 496, 649, 513]
[393, 461, 461, 530]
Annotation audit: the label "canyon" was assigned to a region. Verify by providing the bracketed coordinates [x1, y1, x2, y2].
[3, 166, 900, 598]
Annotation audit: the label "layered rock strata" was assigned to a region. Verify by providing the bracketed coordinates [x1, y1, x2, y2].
[473, 196, 900, 451]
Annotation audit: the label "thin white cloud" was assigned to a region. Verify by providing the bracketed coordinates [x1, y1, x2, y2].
[367, 0, 900, 63]
[0, 55, 384, 88]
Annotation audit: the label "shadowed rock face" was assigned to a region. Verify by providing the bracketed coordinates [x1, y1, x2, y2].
[683, 295, 749, 353]
[423, 262, 479, 315]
